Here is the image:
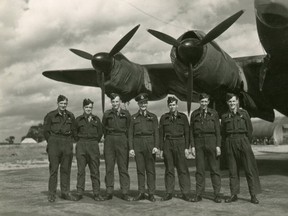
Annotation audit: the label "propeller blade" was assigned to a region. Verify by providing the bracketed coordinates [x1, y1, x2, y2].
[109, 24, 140, 56]
[187, 63, 193, 115]
[147, 29, 180, 47]
[100, 73, 105, 113]
[70, 49, 93, 60]
[199, 10, 244, 46]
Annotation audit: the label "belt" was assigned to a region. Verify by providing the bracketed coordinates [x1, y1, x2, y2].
[78, 137, 98, 141]
[51, 133, 72, 137]
[166, 135, 184, 139]
[107, 131, 126, 135]
[134, 134, 153, 137]
[227, 133, 247, 138]
[194, 133, 215, 138]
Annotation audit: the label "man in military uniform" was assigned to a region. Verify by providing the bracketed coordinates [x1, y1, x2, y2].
[129, 93, 159, 202]
[75, 99, 104, 201]
[190, 93, 222, 203]
[43, 95, 78, 202]
[221, 93, 261, 204]
[159, 96, 191, 202]
[102, 93, 131, 201]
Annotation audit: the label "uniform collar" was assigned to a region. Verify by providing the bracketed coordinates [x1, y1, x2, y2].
[135, 110, 152, 118]
[195, 108, 211, 116]
[54, 109, 68, 117]
[79, 113, 96, 120]
[107, 108, 127, 116]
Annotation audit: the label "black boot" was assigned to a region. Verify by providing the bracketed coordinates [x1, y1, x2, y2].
[225, 195, 238, 203]
[133, 193, 146, 201]
[191, 195, 202, 202]
[60, 192, 79, 201]
[48, 194, 56, 202]
[148, 194, 156, 202]
[161, 193, 172, 201]
[250, 195, 259, 204]
[214, 195, 222, 203]
[103, 193, 113, 200]
[93, 194, 105, 201]
[121, 194, 132, 201]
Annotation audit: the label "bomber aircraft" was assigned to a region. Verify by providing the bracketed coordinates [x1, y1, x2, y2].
[43, 0, 288, 122]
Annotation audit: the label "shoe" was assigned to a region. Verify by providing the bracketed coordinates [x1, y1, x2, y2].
[93, 194, 104, 201]
[225, 195, 238, 203]
[74, 193, 83, 201]
[121, 194, 132, 201]
[214, 195, 222, 203]
[182, 194, 192, 202]
[148, 194, 156, 202]
[161, 193, 172, 201]
[251, 195, 259, 204]
[103, 194, 113, 200]
[60, 192, 79, 201]
[191, 195, 202, 202]
[48, 194, 56, 202]
[133, 193, 146, 201]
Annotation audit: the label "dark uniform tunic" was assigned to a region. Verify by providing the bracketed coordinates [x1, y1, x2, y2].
[43, 109, 76, 196]
[102, 108, 131, 195]
[190, 108, 221, 196]
[75, 114, 103, 195]
[221, 108, 261, 195]
[129, 110, 159, 195]
[159, 111, 191, 195]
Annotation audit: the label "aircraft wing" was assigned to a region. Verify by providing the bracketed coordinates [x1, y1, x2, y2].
[42, 68, 100, 87]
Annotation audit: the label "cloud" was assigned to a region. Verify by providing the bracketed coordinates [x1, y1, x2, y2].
[0, 0, 264, 142]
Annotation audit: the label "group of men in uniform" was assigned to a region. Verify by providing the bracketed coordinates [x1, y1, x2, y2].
[43, 92, 261, 204]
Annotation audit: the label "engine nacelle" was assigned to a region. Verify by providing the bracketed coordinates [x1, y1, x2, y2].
[170, 30, 242, 97]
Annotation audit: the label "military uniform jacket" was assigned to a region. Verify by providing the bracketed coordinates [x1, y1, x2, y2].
[102, 108, 131, 137]
[221, 108, 253, 142]
[75, 114, 103, 142]
[159, 112, 189, 150]
[190, 108, 221, 147]
[43, 109, 76, 141]
[129, 110, 159, 150]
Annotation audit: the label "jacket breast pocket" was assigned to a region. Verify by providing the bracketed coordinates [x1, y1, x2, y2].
[206, 117, 216, 132]
[237, 117, 247, 131]
[224, 118, 233, 131]
[176, 121, 185, 133]
[193, 118, 202, 130]
[51, 118, 61, 132]
[146, 119, 155, 132]
[118, 116, 128, 128]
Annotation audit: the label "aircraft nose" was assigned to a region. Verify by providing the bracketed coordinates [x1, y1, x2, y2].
[255, 0, 288, 28]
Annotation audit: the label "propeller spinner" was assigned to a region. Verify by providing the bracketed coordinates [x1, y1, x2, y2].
[70, 24, 140, 113]
[148, 10, 244, 115]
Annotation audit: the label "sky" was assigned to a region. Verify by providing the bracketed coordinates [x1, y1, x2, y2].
[0, 0, 269, 142]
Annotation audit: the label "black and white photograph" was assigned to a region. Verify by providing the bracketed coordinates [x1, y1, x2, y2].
[0, 0, 288, 215]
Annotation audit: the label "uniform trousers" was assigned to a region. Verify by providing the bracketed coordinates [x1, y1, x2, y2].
[134, 136, 156, 195]
[163, 138, 191, 195]
[47, 135, 73, 195]
[194, 135, 221, 196]
[104, 134, 130, 194]
[76, 140, 100, 195]
[225, 135, 261, 195]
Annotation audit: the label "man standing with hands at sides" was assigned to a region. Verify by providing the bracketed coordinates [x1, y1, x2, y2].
[75, 99, 104, 201]
[43, 95, 78, 202]
[221, 93, 261, 204]
[159, 96, 192, 202]
[102, 93, 132, 201]
[190, 93, 222, 203]
[129, 93, 159, 202]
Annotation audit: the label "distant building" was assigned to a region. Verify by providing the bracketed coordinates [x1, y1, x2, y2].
[20, 138, 37, 144]
[252, 117, 288, 145]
